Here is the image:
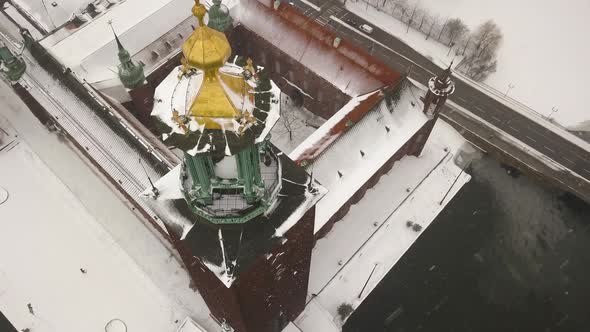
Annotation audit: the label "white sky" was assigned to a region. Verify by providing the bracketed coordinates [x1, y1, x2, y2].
[417, 0, 590, 126]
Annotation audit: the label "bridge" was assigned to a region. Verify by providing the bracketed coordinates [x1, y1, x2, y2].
[290, 0, 590, 202]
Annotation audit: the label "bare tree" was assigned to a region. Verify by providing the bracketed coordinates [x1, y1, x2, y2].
[461, 35, 472, 55]
[406, 2, 419, 32]
[425, 14, 439, 40]
[445, 18, 468, 46]
[391, 0, 408, 17]
[472, 20, 503, 59]
[457, 21, 503, 81]
[416, 7, 428, 31]
[437, 17, 449, 41]
[464, 54, 498, 81]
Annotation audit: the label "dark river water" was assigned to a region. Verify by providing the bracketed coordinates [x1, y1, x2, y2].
[344, 155, 590, 332]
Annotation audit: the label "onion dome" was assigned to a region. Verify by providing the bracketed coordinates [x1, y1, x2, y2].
[182, 0, 231, 70]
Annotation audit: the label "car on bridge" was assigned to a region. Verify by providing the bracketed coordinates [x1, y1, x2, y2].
[344, 17, 359, 27]
[359, 23, 374, 34]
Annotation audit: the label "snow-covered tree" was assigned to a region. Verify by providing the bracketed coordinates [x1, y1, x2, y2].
[445, 18, 469, 47]
[457, 20, 503, 81]
[391, 0, 408, 18]
[472, 20, 503, 59]
[416, 7, 429, 31]
[406, 2, 419, 32]
[425, 14, 439, 40]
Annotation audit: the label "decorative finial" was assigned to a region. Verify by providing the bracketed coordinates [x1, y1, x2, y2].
[192, 0, 207, 26]
[108, 20, 124, 51]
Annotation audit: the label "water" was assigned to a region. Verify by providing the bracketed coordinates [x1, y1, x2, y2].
[344, 155, 590, 332]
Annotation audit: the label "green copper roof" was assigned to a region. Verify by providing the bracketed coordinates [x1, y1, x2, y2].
[207, 0, 233, 32]
[110, 25, 145, 89]
[0, 45, 26, 82]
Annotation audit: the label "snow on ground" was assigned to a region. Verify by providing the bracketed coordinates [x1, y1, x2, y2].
[0, 83, 219, 331]
[345, 1, 590, 153]
[347, 0, 590, 127]
[294, 119, 472, 330]
[345, 1, 458, 70]
[11, 0, 91, 31]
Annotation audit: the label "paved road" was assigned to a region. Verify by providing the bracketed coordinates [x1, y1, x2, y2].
[291, 0, 590, 181]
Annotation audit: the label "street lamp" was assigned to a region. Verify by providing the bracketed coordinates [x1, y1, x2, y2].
[548, 106, 558, 120]
[504, 83, 515, 97]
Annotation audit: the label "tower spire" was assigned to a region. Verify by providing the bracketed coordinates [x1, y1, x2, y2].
[108, 20, 124, 52]
[108, 20, 146, 89]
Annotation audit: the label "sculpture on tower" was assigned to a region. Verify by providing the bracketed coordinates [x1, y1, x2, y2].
[0, 42, 26, 82]
[422, 62, 456, 118]
[145, 1, 324, 331]
[207, 0, 233, 32]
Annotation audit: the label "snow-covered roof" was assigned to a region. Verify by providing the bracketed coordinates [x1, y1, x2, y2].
[293, 298, 340, 332]
[298, 121, 471, 330]
[40, 0, 194, 84]
[289, 90, 382, 163]
[236, 0, 389, 96]
[0, 120, 197, 332]
[290, 82, 428, 233]
[176, 317, 208, 332]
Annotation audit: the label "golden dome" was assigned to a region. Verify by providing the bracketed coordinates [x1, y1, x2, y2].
[182, 0, 231, 70]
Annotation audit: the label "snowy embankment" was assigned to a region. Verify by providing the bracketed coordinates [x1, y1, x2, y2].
[344, 0, 590, 154]
[344, 1, 458, 70]
[294, 121, 472, 330]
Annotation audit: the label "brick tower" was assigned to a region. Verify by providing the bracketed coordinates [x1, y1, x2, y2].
[145, 2, 324, 331]
[412, 62, 456, 156]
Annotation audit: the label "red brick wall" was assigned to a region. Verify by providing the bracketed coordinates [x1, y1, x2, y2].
[229, 26, 350, 120]
[409, 119, 437, 157]
[146, 52, 183, 88]
[129, 84, 155, 126]
[171, 207, 316, 332]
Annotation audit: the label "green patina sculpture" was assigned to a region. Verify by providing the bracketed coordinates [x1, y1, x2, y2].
[0, 44, 26, 82]
[207, 0, 233, 32]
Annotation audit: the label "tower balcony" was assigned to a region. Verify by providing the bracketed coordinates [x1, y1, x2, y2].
[180, 143, 281, 224]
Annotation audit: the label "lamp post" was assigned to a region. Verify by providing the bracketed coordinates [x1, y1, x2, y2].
[504, 83, 515, 97]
